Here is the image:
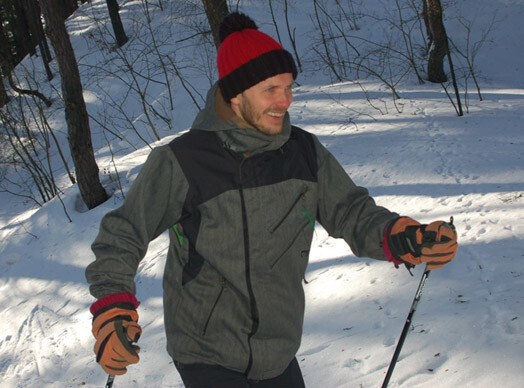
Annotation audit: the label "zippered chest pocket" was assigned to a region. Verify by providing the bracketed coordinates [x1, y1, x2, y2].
[267, 184, 316, 234]
[263, 184, 316, 270]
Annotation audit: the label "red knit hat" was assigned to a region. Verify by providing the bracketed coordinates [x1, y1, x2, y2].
[217, 13, 298, 102]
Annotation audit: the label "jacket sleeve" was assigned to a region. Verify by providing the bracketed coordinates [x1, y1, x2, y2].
[313, 136, 398, 260]
[85, 145, 189, 299]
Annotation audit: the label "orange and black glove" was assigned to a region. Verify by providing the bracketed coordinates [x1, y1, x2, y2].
[91, 294, 141, 375]
[385, 217, 458, 270]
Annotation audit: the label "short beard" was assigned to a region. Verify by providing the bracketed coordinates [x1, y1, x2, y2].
[239, 94, 285, 136]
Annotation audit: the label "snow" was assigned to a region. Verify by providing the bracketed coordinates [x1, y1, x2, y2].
[1, 0, 523, 387]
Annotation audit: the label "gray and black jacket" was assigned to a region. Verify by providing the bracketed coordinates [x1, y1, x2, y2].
[86, 84, 398, 380]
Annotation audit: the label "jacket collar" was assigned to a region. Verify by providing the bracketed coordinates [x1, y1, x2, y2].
[191, 83, 291, 156]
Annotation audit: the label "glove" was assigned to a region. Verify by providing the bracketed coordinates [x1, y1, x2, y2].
[92, 305, 142, 375]
[386, 217, 458, 270]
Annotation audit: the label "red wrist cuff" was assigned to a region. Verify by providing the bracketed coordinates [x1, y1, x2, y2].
[90, 292, 140, 315]
[383, 225, 403, 266]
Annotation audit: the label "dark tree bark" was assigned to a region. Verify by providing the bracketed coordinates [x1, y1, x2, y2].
[0, 23, 13, 106]
[9, 0, 37, 58]
[23, 0, 54, 80]
[106, 0, 128, 47]
[33, 1, 53, 63]
[0, 21, 13, 69]
[202, 0, 229, 49]
[0, 77, 9, 107]
[59, 0, 78, 19]
[39, 0, 109, 209]
[422, 0, 463, 115]
[424, 0, 448, 83]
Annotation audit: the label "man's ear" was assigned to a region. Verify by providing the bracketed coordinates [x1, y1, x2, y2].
[230, 94, 242, 116]
[230, 94, 241, 107]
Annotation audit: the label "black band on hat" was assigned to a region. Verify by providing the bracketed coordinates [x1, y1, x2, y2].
[219, 49, 298, 102]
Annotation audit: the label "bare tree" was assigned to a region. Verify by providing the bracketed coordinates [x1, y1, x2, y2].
[23, 0, 54, 80]
[423, 0, 463, 115]
[0, 14, 52, 107]
[39, 0, 108, 209]
[58, 0, 78, 19]
[0, 25, 12, 107]
[423, 0, 447, 82]
[201, 0, 229, 49]
[0, 77, 9, 107]
[4, 0, 37, 58]
[106, 0, 128, 47]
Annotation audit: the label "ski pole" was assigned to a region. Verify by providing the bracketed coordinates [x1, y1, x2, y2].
[381, 265, 431, 388]
[382, 217, 455, 387]
[105, 374, 115, 388]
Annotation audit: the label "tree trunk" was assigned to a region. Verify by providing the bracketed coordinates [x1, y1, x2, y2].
[24, 0, 54, 80]
[59, 0, 78, 19]
[424, 0, 448, 83]
[201, 0, 229, 49]
[0, 21, 13, 69]
[106, 0, 128, 47]
[0, 77, 9, 107]
[10, 0, 37, 58]
[421, 0, 432, 53]
[0, 23, 13, 106]
[39, 0, 108, 209]
[32, 1, 53, 63]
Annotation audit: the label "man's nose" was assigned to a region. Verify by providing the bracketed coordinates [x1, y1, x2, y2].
[276, 89, 293, 108]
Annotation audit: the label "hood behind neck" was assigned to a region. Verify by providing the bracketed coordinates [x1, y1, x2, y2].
[191, 83, 291, 155]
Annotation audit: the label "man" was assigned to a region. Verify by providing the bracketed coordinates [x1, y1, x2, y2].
[86, 12, 458, 388]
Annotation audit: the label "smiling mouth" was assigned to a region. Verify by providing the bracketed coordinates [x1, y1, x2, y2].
[267, 111, 285, 118]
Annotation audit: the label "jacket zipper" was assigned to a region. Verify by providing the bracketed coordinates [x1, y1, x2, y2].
[238, 158, 259, 376]
[268, 186, 309, 234]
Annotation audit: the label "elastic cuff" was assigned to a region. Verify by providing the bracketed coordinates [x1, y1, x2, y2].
[90, 292, 140, 315]
[383, 222, 403, 266]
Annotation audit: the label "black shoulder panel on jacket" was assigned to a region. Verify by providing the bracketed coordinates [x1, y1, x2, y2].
[168, 126, 318, 205]
[169, 130, 240, 206]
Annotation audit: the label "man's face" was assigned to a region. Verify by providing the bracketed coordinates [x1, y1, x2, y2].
[230, 73, 294, 136]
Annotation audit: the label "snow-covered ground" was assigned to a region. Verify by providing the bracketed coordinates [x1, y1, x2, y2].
[1, 0, 523, 387]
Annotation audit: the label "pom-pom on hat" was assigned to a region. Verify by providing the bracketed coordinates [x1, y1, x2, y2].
[217, 12, 297, 102]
